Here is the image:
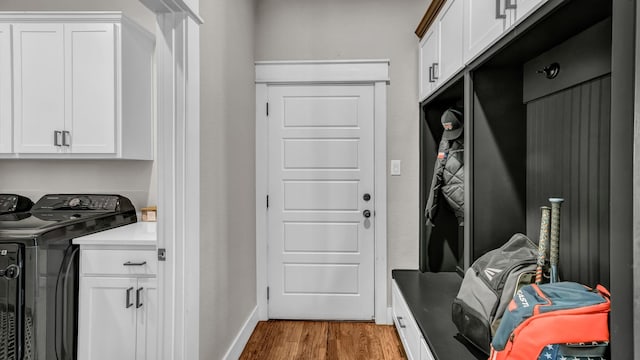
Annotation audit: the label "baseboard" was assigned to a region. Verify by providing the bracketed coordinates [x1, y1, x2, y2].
[223, 306, 259, 360]
[387, 306, 393, 325]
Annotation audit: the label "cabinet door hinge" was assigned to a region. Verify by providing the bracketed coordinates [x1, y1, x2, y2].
[267, 286, 270, 301]
[266, 102, 269, 116]
[158, 248, 166, 261]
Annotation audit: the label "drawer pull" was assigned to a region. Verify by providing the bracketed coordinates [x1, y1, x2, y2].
[136, 287, 144, 308]
[123, 261, 147, 266]
[126, 287, 134, 308]
[397, 316, 407, 329]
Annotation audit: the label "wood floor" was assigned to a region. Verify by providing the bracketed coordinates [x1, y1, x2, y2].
[240, 321, 407, 360]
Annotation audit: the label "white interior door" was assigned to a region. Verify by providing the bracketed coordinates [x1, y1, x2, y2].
[267, 84, 375, 320]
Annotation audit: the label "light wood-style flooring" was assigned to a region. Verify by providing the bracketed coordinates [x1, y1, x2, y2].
[240, 320, 407, 360]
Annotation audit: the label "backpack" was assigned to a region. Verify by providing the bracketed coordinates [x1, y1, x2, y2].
[451, 233, 538, 354]
[489, 282, 610, 360]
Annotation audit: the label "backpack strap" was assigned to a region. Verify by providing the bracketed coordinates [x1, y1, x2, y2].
[596, 284, 610, 298]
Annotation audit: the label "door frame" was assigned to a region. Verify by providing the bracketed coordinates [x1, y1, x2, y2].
[255, 60, 390, 324]
[139, 1, 202, 359]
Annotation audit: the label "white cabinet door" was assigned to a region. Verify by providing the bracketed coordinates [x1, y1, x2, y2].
[77, 277, 138, 360]
[420, 338, 435, 360]
[136, 278, 158, 360]
[437, 0, 464, 84]
[65, 23, 116, 154]
[0, 24, 11, 153]
[419, 26, 439, 101]
[463, 0, 507, 63]
[512, 0, 546, 23]
[12, 24, 65, 154]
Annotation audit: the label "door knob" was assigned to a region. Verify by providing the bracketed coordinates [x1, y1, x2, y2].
[363, 210, 371, 218]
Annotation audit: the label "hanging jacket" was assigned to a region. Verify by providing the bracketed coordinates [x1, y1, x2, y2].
[425, 136, 464, 226]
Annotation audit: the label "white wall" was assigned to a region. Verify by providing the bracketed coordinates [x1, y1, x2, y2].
[0, 0, 156, 211]
[255, 0, 427, 297]
[199, 0, 257, 359]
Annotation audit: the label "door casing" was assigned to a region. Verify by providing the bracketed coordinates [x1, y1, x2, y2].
[255, 60, 390, 324]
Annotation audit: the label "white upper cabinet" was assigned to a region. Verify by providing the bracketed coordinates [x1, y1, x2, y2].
[463, 0, 507, 63]
[419, 0, 464, 101]
[0, 24, 11, 154]
[463, 0, 546, 63]
[512, 0, 547, 23]
[2, 12, 154, 159]
[13, 24, 66, 154]
[65, 23, 116, 154]
[419, 26, 439, 100]
[437, 0, 464, 85]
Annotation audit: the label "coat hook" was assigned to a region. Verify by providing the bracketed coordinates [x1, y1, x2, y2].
[537, 62, 560, 79]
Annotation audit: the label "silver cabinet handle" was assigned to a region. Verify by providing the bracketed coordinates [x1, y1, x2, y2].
[54, 131, 62, 146]
[431, 63, 439, 80]
[136, 287, 144, 308]
[397, 316, 406, 328]
[496, 0, 506, 19]
[62, 131, 71, 146]
[428, 65, 435, 83]
[125, 287, 134, 308]
[496, 0, 517, 19]
[123, 261, 147, 266]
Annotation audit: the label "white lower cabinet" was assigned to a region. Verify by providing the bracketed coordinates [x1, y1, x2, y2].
[392, 280, 435, 360]
[420, 338, 435, 360]
[77, 249, 157, 360]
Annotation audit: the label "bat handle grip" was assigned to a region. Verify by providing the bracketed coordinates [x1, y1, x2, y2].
[535, 206, 551, 284]
[549, 198, 564, 283]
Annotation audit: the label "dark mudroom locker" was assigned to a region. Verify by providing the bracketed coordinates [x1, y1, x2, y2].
[415, 0, 636, 357]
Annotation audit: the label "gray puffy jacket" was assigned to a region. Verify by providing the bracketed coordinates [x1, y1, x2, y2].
[425, 136, 464, 226]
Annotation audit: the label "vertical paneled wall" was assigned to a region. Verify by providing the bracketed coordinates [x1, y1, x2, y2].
[526, 76, 611, 287]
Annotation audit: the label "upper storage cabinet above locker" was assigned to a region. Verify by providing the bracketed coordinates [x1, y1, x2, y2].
[418, 0, 463, 101]
[417, 0, 548, 101]
[0, 12, 154, 159]
[463, 0, 546, 63]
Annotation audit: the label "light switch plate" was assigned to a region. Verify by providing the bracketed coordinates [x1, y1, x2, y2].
[391, 160, 401, 176]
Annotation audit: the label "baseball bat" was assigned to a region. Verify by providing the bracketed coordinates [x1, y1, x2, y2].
[535, 206, 551, 285]
[549, 198, 564, 283]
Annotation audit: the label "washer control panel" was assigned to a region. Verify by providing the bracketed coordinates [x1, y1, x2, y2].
[32, 194, 133, 213]
[0, 194, 34, 215]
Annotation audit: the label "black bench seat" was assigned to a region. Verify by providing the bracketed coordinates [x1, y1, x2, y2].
[392, 270, 487, 360]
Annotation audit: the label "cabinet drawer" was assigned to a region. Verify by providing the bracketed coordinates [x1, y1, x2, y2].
[81, 249, 157, 276]
[392, 280, 421, 360]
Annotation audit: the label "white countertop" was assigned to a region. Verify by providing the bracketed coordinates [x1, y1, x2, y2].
[73, 222, 157, 246]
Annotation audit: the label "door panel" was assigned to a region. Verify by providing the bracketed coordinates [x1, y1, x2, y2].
[419, 26, 439, 100]
[136, 278, 157, 360]
[0, 244, 23, 360]
[268, 85, 375, 320]
[437, 0, 464, 83]
[13, 24, 65, 154]
[77, 277, 137, 360]
[65, 23, 116, 154]
[513, 0, 545, 23]
[0, 24, 11, 154]
[464, 0, 506, 62]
